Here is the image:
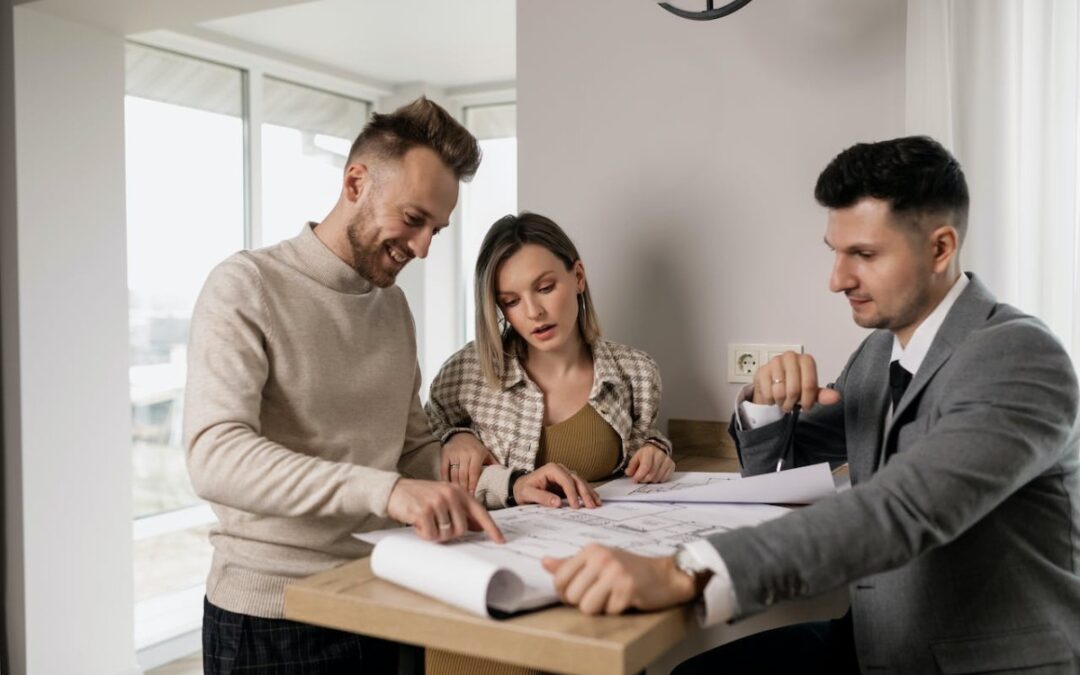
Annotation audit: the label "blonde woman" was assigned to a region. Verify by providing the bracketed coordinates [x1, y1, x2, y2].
[423, 212, 675, 675]
[426, 212, 675, 511]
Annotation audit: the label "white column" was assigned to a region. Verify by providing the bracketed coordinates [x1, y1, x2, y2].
[12, 7, 136, 674]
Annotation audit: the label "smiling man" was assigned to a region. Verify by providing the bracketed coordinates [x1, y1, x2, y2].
[543, 136, 1080, 674]
[184, 97, 504, 674]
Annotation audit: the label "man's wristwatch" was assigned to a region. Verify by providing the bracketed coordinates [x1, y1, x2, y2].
[674, 545, 713, 593]
[505, 469, 527, 507]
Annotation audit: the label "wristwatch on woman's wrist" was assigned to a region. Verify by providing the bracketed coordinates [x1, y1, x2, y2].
[505, 469, 527, 507]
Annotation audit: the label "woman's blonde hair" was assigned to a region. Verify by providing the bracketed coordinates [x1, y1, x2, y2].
[474, 212, 602, 388]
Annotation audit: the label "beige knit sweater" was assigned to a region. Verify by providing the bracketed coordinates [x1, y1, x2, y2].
[183, 223, 440, 618]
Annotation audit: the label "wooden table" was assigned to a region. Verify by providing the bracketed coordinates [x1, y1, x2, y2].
[284, 425, 849, 674]
[285, 556, 846, 675]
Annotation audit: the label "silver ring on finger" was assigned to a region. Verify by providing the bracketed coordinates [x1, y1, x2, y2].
[437, 519, 452, 530]
[771, 377, 784, 385]
[449, 463, 459, 469]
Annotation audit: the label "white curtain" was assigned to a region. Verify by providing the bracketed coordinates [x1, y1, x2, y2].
[906, 0, 1080, 364]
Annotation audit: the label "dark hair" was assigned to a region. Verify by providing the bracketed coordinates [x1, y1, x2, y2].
[347, 96, 481, 181]
[814, 136, 969, 239]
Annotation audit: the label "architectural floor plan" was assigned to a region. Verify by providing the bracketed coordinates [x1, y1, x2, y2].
[361, 501, 790, 617]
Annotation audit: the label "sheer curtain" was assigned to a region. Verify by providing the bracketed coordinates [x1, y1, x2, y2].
[906, 0, 1080, 364]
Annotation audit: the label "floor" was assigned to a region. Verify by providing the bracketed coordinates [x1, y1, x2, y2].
[147, 652, 202, 675]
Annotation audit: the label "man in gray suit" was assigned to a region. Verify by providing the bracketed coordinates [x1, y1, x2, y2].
[541, 136, 1080, 674]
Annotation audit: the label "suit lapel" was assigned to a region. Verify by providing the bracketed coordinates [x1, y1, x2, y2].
[885, 273, 997, 444]
[852, 335, 893, 482]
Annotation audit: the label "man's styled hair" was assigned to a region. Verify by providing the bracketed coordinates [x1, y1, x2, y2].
[474, 212, 602, 389]
[814, 136, 970, 241]
[347, 96, 481, 181]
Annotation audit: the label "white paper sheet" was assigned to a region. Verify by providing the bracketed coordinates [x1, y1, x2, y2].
[595, 462, 837, 505]
[356, 501, 791, 617]
[371, 536, 525, 616]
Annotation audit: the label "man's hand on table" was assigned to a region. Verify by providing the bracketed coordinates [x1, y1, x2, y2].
[542, 544, 699, 615]
[387, 478, 505, 543]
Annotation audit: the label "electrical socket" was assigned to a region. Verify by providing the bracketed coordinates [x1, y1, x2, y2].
[728, 344, 804, 383]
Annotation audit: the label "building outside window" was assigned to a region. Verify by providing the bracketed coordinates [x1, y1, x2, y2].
[126, 45, 244, 649]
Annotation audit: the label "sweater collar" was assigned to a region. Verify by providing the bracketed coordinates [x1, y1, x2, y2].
[288, 222, 375, 295]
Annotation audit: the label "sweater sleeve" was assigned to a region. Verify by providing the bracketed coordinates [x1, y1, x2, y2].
[396, 364, 443, 481]
[183, 255, 400, 520]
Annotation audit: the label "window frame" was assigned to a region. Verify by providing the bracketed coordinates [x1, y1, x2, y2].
[422, 88, 517, 384]
[125, 30, 384, 670]
[458, 97, 518, 344]
[126, 32, 516, 668]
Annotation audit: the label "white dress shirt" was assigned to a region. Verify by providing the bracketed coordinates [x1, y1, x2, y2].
[683, 274, 970, 626]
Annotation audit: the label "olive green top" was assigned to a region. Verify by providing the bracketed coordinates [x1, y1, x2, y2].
[536, 403, 622, 481]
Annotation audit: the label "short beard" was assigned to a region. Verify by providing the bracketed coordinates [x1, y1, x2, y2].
[346, 203, 396, 288]
[858, 267, 934, 333]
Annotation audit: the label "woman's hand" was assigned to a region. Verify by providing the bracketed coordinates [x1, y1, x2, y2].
[440, 433, 498, 494]
[625, 443, 675, 483]
[513, 463, 602, 509]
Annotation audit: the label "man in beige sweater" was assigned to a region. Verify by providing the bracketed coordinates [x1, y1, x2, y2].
[184, 97, 503, 673]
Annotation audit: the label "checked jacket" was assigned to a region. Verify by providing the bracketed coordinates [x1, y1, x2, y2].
[425, 338, 672, 508]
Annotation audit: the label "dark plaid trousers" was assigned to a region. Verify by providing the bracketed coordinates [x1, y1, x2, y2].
[203, 597, 399, 674]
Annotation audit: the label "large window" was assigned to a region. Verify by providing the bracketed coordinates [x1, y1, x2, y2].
[124, 42, 371, 664]
[260, 77, 369, 246]
[125, 45, 244, 649]
[126, 44, 245, 521]
[461, 102, 517, 341]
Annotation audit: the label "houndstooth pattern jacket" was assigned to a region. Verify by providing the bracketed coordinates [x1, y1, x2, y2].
[425, 338, 673, 508]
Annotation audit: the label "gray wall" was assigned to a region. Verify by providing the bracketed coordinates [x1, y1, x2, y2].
[518, 0, 907, 422]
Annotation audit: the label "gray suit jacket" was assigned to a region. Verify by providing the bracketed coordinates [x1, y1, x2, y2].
[718, 274, 1080, 674]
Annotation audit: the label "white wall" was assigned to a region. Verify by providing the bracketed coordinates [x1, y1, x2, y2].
[518, 0, 907, 422]
[11, 7, 136, 674]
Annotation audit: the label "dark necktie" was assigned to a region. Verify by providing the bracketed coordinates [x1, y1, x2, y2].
[889, 360, 913, 411]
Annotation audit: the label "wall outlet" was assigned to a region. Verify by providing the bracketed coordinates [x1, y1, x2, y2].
[728, 344, 804, 383]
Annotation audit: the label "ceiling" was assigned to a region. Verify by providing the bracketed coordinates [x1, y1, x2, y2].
[198, 0, 516, 89]
[19, 0, 311, 34]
